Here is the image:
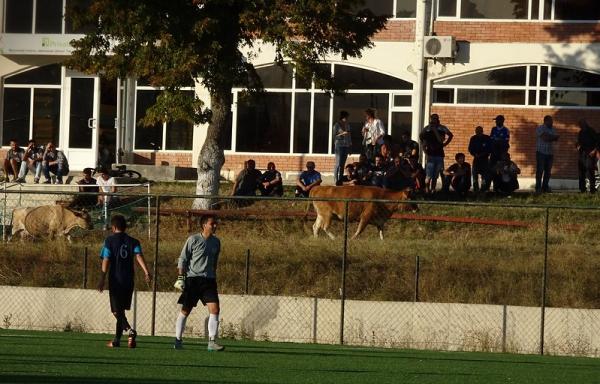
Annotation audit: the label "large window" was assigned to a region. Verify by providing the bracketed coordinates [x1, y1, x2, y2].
[357, 1, 417, 18]
[230, 63, 412, 154]
[433, 65, 600, 108]
[438, 0, 599, 20]
[2, 65, 62, 146]
[134, 88, 194, 151]
[3, 0, 94, 34]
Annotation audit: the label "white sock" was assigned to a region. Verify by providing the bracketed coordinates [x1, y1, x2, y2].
[208, 314, 219, 341]
[175, 312, 187, 340]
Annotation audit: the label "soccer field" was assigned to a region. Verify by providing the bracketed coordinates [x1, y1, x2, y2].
[1, 330, 599, 384]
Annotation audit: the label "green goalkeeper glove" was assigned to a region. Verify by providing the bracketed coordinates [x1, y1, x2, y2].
[174, 275, 185, 291]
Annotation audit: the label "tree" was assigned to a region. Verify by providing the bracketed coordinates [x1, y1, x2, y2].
[67, 0, 386, 208]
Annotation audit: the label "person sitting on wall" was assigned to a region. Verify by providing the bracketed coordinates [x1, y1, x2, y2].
[353, 154, 372, 185]
[42, 142, 70, 184]
[2, 139, 24, 182]
[384, 155, 413, 191]
[259, 161, 283, 197]
[231, 159, 262, 206]
[295, 161, 322, 198]
[443, 153, 472, 197]
[341, 163, 358, 186]
[369, 154, 388, 188]
[493, 152, 521, 196]
[96, 168, 118, 207]
[398, 131, 419, 160]
[72, 168, 100, 208]
[406, 155, 426, 194]
[16, 139, 43, 183]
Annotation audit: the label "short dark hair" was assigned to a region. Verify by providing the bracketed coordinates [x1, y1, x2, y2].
[455, 153, 465, 161]
[339, 110, 349, 119]
[111, 215, 127, 231]
[200, 214, 216, 227]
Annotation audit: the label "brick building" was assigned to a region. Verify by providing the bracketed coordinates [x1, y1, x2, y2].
[1, 0, 599, 187]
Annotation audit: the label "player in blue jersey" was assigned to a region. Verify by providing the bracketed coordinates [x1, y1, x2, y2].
[173, 214, 224, 352]
[98, 214, 151, 348]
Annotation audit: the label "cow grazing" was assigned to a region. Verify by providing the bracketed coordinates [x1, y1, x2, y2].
[11, 205, 93, 242]
[310, 185, 415, 240]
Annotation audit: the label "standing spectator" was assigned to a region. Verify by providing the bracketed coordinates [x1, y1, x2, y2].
[295, 161, 322, 197]
[419, 113, 453, 195]
[97, 168, 117, 207]
[259, 161, 283, 196]
[97, 214, 151, 348]
[493, 152, 521, 195]
[42, 142, 69, 184]
[361, 108, 386, 162]
[2, 139, 24, 182]
[173, 215, 224, 352]
[443, 153, 472, 197]
[16, 139, 43, 183]
[231, 159, 262, 197]
[398, 131, 419, 160]
[468, 126, 492, 193]
[333, 111, 351, 186]
[576, 119, 598, 193]
[489, 115, 510, 170]
[535, 115, 559, 193]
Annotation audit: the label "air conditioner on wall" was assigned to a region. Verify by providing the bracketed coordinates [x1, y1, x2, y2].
[424, 36, 456, 58]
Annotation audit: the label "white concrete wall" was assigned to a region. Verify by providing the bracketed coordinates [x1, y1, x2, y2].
[1, 285, 599, 357]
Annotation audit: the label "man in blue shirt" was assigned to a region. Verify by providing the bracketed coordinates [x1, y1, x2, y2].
[295, 161, 322, 197]
[98, 215, 151, 348]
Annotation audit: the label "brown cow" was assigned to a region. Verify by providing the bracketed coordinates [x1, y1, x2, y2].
[310, 185, 415, 240]
[11, 204, 93, 242]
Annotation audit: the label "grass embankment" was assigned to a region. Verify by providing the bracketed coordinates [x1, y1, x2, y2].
[2, 329, 600, 384]
[1, 182, 599, 309]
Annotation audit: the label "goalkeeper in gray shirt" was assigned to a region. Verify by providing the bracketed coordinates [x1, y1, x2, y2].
[173, 215, 224, 351]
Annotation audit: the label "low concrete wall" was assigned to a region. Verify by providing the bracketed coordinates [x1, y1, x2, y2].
[1, 286, 598, 357]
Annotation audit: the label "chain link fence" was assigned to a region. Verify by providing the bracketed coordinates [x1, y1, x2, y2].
[1, 185, 599, 357]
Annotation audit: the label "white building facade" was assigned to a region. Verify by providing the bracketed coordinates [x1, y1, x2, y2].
[1, 0, 600, 184]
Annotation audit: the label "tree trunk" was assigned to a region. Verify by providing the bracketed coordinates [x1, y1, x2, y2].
[192, 91, 229, 209]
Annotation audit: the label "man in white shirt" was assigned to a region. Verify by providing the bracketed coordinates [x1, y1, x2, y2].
[96, 168, 117, 206]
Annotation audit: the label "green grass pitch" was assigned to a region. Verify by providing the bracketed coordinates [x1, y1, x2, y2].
[1, 329, 599, 384]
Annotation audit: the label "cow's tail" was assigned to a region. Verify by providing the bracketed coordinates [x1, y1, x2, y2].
[302, 198, 313, 220]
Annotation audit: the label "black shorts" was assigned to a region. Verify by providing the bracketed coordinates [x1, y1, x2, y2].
[177, 277, 219, 308]
[109, 288, 133, 312]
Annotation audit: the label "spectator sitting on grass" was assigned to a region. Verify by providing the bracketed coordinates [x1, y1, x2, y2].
[384, 155, 413, 191]
[443, 153, 472, 197]
[353, 154, 371, 185]
[231, 159, 262, 207]
[493, 152, 520, 196]
[259, 161, 283, 197]
[369, 154, 388, 188]
[295, 161, 322, 197]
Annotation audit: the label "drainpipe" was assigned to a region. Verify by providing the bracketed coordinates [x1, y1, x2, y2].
[413, 0, 430, 143]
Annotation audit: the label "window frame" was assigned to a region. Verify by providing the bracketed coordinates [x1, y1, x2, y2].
[436, 0, 600, 22]
[2, 66, 63, 148]
[2, 0, 69, 34]
[229, 62, 413, 156]
[133, 84, 195, 152]
[433, 64, 600, 109]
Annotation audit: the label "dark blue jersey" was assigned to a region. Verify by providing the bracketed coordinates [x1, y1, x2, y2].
[100, 232, 142, 290]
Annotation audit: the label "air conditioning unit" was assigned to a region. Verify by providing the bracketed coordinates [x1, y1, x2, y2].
[424, 36, 456, 58]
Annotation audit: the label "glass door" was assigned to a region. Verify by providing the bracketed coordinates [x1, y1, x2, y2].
[64, 75, 99, 171]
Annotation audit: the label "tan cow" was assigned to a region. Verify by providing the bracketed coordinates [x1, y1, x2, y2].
[310, 185, 415, 240]
[11, 204, 93, 242]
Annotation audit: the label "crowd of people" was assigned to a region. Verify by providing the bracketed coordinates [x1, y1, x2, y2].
[2, 139, 70, 184]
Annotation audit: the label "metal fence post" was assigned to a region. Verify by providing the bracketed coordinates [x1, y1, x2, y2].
[83, 247, 88, 289]
[245, 249, 250, 294]
[151, 196, 161, 336]
[414, 255, 420, 302]
[2, 183, 6, 242]
[539, 207, 550, 355]
[502, 304, 508, 353]
[339, 200, 349, 345]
